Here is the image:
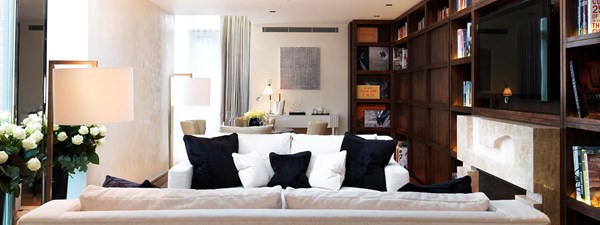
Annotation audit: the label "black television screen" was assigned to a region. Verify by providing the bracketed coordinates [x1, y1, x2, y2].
[477, 0, 549, 103]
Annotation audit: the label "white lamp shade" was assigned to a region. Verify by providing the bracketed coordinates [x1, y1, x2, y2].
[53, 68, 134, 125]
[171, 77, 210, 106]
[263, 85, 273, 95]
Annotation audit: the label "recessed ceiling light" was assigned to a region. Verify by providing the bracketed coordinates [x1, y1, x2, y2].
[385, 3, 393, 6]
[270, 10, 276, 13]
[374, 15, 380, 18]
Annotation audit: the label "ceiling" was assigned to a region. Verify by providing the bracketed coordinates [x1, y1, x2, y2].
[149, 0, 421, 24]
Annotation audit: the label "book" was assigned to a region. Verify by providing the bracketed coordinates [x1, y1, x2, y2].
[364, 110, 391, 128]
[357, 27, 378, 42]
[368, 47, 389, 71]
[581, 146, 600, 206]
[393, 47, 402, 70]
[396, 141, 408, 168]
[356, 85, 380, 99]
[463, 81, 472, 107]
[569, 60, 586, 118]
[366, 81, 389, 99]
[356, 104, 386, 125]
[589, 0, 600, 33]
[584, 0, 589, 35]
[466, 22, 472, 57]
[357, 46, 369, 70]
[574, 146, 585, 202]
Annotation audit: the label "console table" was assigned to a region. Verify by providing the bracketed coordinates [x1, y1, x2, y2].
[271, 114, 339, 135]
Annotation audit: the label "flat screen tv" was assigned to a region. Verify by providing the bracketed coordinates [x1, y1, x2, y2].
[476, 0, 551, 104]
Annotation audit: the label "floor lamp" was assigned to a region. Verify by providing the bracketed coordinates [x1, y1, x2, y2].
[44, 60, 134, 203]
[168, 75, 210, 168]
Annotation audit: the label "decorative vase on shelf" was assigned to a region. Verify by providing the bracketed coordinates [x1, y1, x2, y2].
[248, 118, 261, 127]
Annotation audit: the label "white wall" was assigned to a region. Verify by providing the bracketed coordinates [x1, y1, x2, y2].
[249, 24, 349, 134]
[87, 0, 174, 186]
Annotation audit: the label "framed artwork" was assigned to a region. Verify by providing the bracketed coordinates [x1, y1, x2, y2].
[280, 47, 320, 90]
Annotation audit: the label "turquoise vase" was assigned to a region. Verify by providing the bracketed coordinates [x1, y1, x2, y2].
[3, 192, 13, 225]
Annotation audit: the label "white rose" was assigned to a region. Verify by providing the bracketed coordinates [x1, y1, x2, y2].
[4, 124, 15, 135]
[98, 125, 107, 136]
[90, 127, 100, 137]
[0, 124, 8, 135]
[31, 130, 44, 142]
[12, 127, 26, 140]
[26, 158, 41, 171]
[96, 137, 106, 146]
[57, 132, 68, 142]
[72, 135, 84, 145]
[78, 126, 89, 135]
[25, 124, 37, 134]
[22, 137, 37, 150]
[0, 151, 8, 164]
[53, 124, 59, 131]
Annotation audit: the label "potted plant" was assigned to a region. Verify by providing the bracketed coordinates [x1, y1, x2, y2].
[243, 110, 266, 126]
[0, 111, 44, 221]
[52, 124, 106, 199]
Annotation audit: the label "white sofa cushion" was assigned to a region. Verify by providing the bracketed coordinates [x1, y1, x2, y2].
[283, 187, 489, 211]
[238, 133, 291, 155]
[308, 151, 346, 190]
[232, 151, 274, 188]
[79, 185, 283, 211]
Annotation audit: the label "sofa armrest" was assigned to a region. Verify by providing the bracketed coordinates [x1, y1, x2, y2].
[168, 161, 193, 189]
[17, 200, 80, 224]
[384, 161, 409, 192]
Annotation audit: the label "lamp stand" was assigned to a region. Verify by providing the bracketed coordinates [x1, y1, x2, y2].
[44, 60, 98, 203]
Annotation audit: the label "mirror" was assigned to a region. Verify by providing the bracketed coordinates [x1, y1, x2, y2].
[15, 0, 47, 208]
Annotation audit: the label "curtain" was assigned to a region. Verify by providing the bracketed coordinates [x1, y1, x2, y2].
[221, 16, 251, 124]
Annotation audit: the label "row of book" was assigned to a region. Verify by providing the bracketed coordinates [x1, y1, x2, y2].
[393, 47, 408, 70]
[568, 60, 600, 118]
[463, 81, 472, 107]
[397, 22, 408, 40]
[456, 0, 472, 11]
[457, 22, 472, 58]
[577, 0, 600, 36]
[573, 146, 600, 207]
[417, 17, 426, 31]
[437, 7, 450, 21]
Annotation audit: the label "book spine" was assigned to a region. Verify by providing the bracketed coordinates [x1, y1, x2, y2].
[584, 0, 589, 35]
[466, 22, 472, 57]
[583, 147, 591, 205]
[569, 60, 586, 118]
[589, 0, 600, 33]
[575, 146, 585, 201]
[579, 0, 582, 35]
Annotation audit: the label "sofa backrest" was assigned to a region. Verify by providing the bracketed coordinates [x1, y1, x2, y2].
[237, 133, 292, 155]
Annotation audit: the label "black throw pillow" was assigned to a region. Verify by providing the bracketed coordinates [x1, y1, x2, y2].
[340, 132, 396, 191]
[398, 176, 472, 193]
[184, 134, 242, 189]
[102, 175, 159, 188]
[267, 151, 312, 189]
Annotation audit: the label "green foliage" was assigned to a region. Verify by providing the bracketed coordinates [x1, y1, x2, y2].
[53, 125, 105, 175]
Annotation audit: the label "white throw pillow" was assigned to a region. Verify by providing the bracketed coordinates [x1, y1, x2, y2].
[232, 151, 273, 188]
[309, 151, 346, 190]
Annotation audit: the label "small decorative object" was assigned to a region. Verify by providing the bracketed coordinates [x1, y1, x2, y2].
[502, 82, 512, 104]
[52, 124, 106, 199]
[364, 110, 391, 128]
[0, 111, 45, 197]
[244, 110, 266, 126]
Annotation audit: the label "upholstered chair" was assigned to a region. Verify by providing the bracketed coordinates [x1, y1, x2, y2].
[306, 120, 328, 135]
[180, 120, 206, 135]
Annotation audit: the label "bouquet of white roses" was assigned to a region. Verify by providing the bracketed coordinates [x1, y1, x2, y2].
[53, 124, 106, 175]
[0, 111, 44, 197]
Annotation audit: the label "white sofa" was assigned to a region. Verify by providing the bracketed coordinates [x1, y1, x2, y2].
[18, 133, 551, 225]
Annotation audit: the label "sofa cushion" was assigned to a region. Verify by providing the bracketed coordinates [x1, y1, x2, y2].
[309, 151, 346, 191]
[341, 132, 396, 191]
[268, 151, 311, 188]
[232, 151, 273, 188]
[283, 187, 489, 211]
[238, 133, 291, 155]
[398, 176, 472, 193]
[183, 134, 242, 189]
[79, 185, 283, 211]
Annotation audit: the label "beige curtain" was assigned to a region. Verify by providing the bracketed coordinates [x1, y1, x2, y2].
[221, 16, 251, 124]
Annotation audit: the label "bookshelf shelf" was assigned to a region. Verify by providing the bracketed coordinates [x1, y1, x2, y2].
[566, 117, 600, 133]
[451, 57, 471, 65]
[394, 69, 409, 74]
[565, 197, 600, 222]
[565, 33, 600, 49]
[356, 99, 391, 103]
[450, 105, 473, 113]
[356, 71, 392, 75]
[356, 42, 392, 47]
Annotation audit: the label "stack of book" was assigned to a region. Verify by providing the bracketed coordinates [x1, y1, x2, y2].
[456, 0, 472, 11]
[457, 22, 472, 58]
[438, 7, 449, 21]
[573, 146, 600, 207]
[393, 47, 408, 70]
[397, 22, 408, 40]
[578, 0, 600, 35]
[417, 17, 425, 31]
